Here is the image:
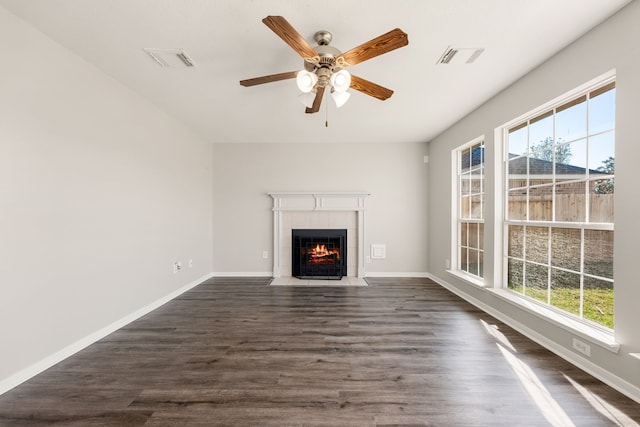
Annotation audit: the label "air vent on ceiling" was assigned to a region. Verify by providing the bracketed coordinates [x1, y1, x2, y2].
[437, 46, 485, 65]
[144, 48, 196, 68]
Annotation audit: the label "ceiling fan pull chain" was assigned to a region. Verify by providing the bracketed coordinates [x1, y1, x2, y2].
[325, 99, 329, 127]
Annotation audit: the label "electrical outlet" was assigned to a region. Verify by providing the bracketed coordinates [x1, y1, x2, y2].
[189, 259, 193, 268]
[572, 338, 591, 357]
[365, 256, 371, 264]
[262, 251, 269, 259]
[445, 259, 450, 269]
[172, 262, 179, 274]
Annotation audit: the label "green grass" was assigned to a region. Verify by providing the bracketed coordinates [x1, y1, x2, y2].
[508, 283, 614, 329]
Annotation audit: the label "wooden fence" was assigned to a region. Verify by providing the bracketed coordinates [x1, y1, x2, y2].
[508, 194, 613, 222]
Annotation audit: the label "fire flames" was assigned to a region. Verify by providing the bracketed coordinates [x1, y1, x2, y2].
[307, 244, 340, 264]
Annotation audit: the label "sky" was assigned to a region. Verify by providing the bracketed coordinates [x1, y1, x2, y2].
[507, 88, 615, 172]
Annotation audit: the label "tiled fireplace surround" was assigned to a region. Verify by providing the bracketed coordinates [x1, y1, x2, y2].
[269, 192, 369, 278]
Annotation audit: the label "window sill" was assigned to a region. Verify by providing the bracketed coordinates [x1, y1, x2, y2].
[446, 269, 486, 288]
[487, 288, 619, 354]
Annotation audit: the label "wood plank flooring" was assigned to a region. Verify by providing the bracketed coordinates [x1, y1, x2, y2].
[1, 277, 639, 426]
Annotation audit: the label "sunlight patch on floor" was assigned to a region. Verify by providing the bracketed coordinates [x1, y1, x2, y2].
[480, 319, 517, 352]
[497, 344, 576, 427]
[563, 373, 639, 426]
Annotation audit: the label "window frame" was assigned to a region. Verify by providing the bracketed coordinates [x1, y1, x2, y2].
[498, 71, 616, 333]
[451, 136, 485, 286]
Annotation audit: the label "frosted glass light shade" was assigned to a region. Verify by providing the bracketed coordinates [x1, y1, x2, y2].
[298, 92, 316, 108]
[330, 70, 351, 92]
[331, 90, 351, 108]
[296, 70, 318, 93]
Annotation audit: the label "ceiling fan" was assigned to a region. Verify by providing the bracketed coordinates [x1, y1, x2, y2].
[239, 16, 409, 114]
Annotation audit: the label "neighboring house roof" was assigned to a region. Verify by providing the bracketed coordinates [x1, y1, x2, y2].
[460, 146, 485, 170]
[461, 148, 608, 175]
[507, 154, 606, 175]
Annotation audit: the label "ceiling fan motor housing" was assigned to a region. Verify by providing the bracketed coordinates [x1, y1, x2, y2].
[307, 44, 343, 75]
[314, 30, 332, 46]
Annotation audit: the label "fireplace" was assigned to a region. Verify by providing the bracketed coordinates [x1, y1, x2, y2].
[269, 192, 369, 278]
[292, 229, 347, 279]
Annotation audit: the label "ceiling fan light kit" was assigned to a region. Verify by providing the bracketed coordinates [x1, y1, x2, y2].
[298, 92, 317, 109]
[330, 69, 351, 93]
[296, 70, 317, 93]
[239, 16, 408, 115]
[331, 90, 351, 108]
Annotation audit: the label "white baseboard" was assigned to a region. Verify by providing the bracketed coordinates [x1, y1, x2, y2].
[212, 272, 432, 279]
[0, 272, 214, 396]
[211, 272, 273, 277]
[427, 273, 640, 405]
[364, 272, 430, 278]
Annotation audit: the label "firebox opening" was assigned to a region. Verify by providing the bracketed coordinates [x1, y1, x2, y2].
[292, 229, 347, 280]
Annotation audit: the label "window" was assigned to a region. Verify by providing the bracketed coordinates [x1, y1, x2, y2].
[454, 137, 485, 280]
[503, 77, 615, 329]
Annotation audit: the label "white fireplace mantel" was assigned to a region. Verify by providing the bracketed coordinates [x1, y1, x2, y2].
[268, 192, 370, 278]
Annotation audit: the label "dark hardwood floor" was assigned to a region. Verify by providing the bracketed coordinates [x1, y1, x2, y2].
[1, 277, 639, 426]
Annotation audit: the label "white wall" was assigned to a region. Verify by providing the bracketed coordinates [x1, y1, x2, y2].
[212, 142, 429, 276]
[0, 7, 213, 390]
[427, 1, 640, 400]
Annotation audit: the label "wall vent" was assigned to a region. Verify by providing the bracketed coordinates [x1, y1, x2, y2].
[437, 46, 485, 64]
[144, 48, 196, 68]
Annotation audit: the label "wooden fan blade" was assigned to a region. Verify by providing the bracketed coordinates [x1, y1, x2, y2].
[305, 86, 325, 114]
[262, 16, 318, 60]
[339, 28, 408, 66]
[350, 75, 394, 100]
[239, 71, 298, 87]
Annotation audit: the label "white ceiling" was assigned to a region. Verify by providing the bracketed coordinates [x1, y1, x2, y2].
[0, 0, 631, 144]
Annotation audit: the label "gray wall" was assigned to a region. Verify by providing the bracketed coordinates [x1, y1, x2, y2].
[3, 0, 638, 404]
[212, 142, 429, 276]
[0, 8, 213, 389]
[427, 1, 640, 399]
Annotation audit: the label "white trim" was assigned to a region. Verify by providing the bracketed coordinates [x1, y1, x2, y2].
[452, 136, 486, 280]
[0, 272, 214, 396]
[268, 192, 370, 212]
[212, 272, 273, 277]
[268, 192, 370, 279]
[446, 269, 485, 288]
[501, 69, 616, 132]
[364, 272, 430, 278]
[428, 272, 640, 405]
[497, 71, 616, 326]
[450, 149, 458, 278]
[505, 220, 614, 231]
[494, 126, 506, 289]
